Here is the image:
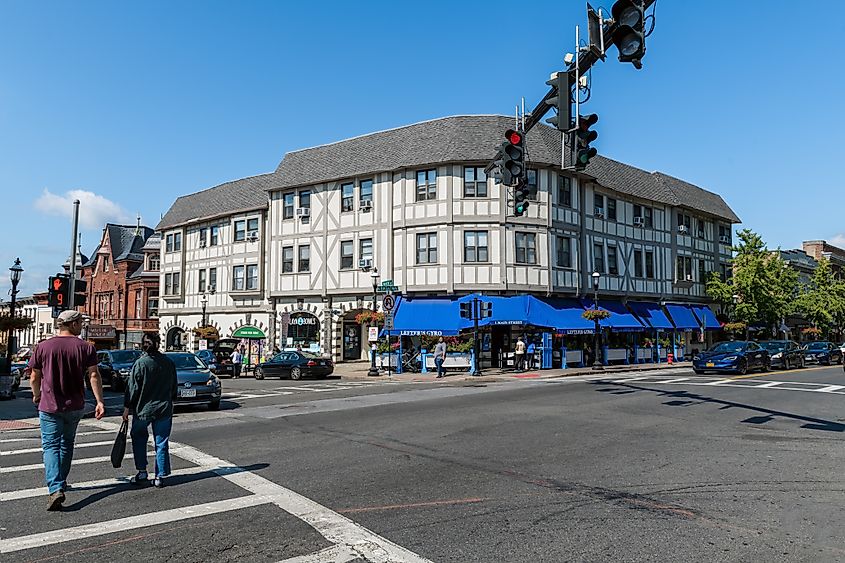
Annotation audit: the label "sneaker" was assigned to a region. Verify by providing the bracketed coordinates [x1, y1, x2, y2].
[130, 471, 148, 485]
[153, 477, 164, 488]
[46, 491, 65, 511]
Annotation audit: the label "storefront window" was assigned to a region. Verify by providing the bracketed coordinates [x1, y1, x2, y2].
[287, 312, 319, 344]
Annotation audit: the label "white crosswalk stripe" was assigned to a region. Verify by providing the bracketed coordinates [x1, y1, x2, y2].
[0, 420, 432, 562]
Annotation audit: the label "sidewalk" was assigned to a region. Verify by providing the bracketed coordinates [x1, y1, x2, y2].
[334, 360, 693, 383]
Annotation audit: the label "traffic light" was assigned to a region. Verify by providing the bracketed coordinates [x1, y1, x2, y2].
[47, 275, 70, 309]
[611, 0, 645, 68]
[459, 302, 472, 319]
[574, 114, 599, 170]
[74, 279, 87, 307]
[494, 129, 525, 186]
[513, 175, 530, 217]
[479, 302, 493, 319]
[544, 72, 571, 132]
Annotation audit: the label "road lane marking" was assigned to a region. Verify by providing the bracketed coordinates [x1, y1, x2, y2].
[660, 378, 690, 384]
[278, 544, 360, 563]
[816, 385, 845, 393]
[755, 382, 783, 388]
[1, 440, 115, 456]
[0, 430, 115, 443]
[0, 494, 271, 553]
[703, 379, 732, 385]
[0, 450, 159, 473]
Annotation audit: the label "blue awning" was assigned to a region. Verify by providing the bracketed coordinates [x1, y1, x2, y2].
[628, 302, 674, 330]
[384, 296, 470, 336]
[581, 299, 646, 332]
[466, 294, 532, 327]
[530, 297, 596, 334]
[665, 304, 701, 330]
[692, 305, 721, 330]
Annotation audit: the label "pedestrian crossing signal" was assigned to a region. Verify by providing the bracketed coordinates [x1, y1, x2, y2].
[47, 275, 70, 308]
[459, 302, 472, 319]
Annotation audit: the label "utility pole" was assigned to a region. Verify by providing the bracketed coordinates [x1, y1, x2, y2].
[68, 199, 80, 309]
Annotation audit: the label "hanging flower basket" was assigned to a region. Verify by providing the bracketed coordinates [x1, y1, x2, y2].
[0, 315, 33, 332]
[355, 311, 384, 325]
[801, 327, 822, 338]
[192, 326, 220, 340]
[582, 309, 611, 322]
[723, 322, 747, 334]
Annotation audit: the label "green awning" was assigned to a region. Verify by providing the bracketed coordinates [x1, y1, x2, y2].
[231, 326, 266, 339]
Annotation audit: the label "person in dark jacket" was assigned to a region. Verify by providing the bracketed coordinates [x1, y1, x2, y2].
[122, 333, 177, 488]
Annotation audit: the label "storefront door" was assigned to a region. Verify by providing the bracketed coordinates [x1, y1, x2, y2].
[343, 324, 361, 361]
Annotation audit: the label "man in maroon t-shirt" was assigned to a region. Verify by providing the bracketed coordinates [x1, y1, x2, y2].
[30, 309, 105, 511]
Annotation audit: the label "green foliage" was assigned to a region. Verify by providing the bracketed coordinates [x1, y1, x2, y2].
[582, 308, 611, 321]
[794, 258, 845, 338]
[706, 229, 798, 330]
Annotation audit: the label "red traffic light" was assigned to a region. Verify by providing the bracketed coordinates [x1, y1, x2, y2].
[505, 129, 523, 145]
[52, 278, 63, 291]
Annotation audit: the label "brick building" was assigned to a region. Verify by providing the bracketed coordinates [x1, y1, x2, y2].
[80, 222, 158, 349]
[801, 240, 845, 276]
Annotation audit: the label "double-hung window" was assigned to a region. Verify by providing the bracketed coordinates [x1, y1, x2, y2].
[210, 226, 219, 246]
[282, 246, 294, 273]
[208, 268, 217, 292]
[556, 236, 571, 268]
[645, 251, 655, 278]
[558, 175, 572, 208]
[607, 198, 617, 221]
[164, 272, 181, 296]
[593, 242, 605, 273]
[232, 266, 245, 291]
[359, 238, 373, 262]
[246, 265, 259, 290]
[464, 231, 489, 263]
[634, 249, 644, 277]
[515, 232, 537, 264]
[360, 179, 373, 208]
[198, 269, 206, 293]
[416, 233, 438, 264]
[607, 246, 619, 275]
[526, 169, 538, 200]
[234, 220, 246, 242]
[283, 193, 295, 219]
[463, 167, 487, 198]
[676, 256, 693, 280]
[199, 228, 207, 247]
[247, 218, 259, 236]
[340, 241, 354, 269]
[341, 182, 354, 212]
[594, 194, 605, 216]
[299, 191, 311, 213]
[298, 245, 310, 272]
[416, 169, 437, 201]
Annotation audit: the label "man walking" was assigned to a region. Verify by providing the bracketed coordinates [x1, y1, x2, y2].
[230, 346, 243, 378]
[514, 336, 526, 372]
[433, 337, 447, 379]
[29, 310, 105, 511]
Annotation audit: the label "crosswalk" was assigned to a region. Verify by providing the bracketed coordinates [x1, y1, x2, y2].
[222, 379, 413, 401]
[572, 373, 845, 395]
[0, 418, 431, 562]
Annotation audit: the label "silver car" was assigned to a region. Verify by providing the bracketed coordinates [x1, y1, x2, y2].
[164, 352, 222, 410]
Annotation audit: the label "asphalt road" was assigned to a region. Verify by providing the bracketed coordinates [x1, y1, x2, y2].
[3, 364, 845, 562]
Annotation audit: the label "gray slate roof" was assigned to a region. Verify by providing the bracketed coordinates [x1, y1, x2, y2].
[158, 115, 740, 227]
[156, 174, 274, 231]
[83, 224, 155, 267]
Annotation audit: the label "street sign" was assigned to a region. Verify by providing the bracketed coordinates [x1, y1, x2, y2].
[198, 339, 208, 351]
[377, 279, 399, 293]
[382, 294, 395, 312]
[368, 326, 379, 342]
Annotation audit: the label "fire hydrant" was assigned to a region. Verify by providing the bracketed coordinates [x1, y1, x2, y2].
[667, 352, 674, 364]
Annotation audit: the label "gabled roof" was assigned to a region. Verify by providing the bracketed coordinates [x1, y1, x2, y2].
[273, 115, 740, 223]
[83, 224, 154, 266]
[156, 173, 274, 231]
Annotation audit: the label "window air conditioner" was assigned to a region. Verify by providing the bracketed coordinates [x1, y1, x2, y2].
[360, 201, 372, 212]
[358, 258, 372, 271]
[678, 225, 688, 234]
[633, 217, 644, 227]
[198, 239, 207, 248]
[296, 208, 311, 218]
[246, 231, 259, 242]
[719, 235, 730, 244]
[594, 207, 604, 218]
[686, 274, 693, 282]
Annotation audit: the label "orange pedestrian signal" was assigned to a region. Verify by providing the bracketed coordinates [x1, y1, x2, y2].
[47, 275, 70, 309]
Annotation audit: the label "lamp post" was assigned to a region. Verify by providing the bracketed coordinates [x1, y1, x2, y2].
[592, 271, 603, 370]
[367, 268, 380, 377]
[731, 293, 740, 341]
[5, 258, 23, 372]
[201, 292, 208, 328]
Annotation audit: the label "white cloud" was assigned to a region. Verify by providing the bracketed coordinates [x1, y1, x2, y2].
[34, 189, 133, 229]
[830, 234, 845, 248]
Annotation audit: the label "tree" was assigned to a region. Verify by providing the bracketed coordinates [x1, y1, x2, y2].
[794, 257, 845, 339]
[706, 229, 798, 333]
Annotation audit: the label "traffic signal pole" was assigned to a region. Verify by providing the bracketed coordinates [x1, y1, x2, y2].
[68, 199, 80, 309]
[472, 297, 481, 377]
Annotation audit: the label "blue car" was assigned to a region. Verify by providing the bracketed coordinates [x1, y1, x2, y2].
[802, 342, 843, 366]
[693, 341, 770, 375]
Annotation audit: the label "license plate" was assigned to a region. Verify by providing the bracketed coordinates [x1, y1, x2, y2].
[179, 388, 197, 398]
[705, 362, 714, 367]
[806, 355, 813, 360]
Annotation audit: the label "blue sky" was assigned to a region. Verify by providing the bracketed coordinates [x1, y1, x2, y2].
[1, 0, 843, 297]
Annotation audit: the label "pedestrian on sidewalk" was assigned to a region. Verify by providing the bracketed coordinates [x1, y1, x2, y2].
[123, 333, 177, 489]
[433, 337, 447, 378]
[230, 347, 243, 378]
[514, 337, 526, 371]
[30, 310, 106, 511]
[526, 339, 536, 370]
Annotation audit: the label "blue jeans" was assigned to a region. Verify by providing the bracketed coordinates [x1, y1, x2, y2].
[39, 409, 84, 494]
[435, 357, 444, 376]
[131, 416, 172, 478]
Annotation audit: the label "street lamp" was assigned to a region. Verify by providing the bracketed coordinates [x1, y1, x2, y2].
[200, 292, 209, 328]
[592, 271, 603, 370]
[731, 294, 741, 341]
[367, 268, 380, 377]
[5, 258, 23, 372]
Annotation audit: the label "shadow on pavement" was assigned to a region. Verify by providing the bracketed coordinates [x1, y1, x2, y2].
[591, 380, 845, 433]
[61, 463, 270, 512]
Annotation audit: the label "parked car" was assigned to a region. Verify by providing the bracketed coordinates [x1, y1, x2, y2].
[165, 352, 222, 410]
[9, 362, 26, 392]
[97, 349, 143, 391]
[194, 339, 240, 377]
[759, 340, 805, 370]
[693, 341, 770, 375]
[802, 341, 843, 366]
[254, 351, 333, 380]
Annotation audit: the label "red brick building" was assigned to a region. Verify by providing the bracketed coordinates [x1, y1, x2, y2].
[80, 223, 160, 349]
[802, 240, 845, 277]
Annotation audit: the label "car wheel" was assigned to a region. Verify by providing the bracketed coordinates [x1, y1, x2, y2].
[290, 367, 302, 380]
[208, 399, 220, 411]
[693, 369, 704, 375]
[762, 362, 770, 373]
[737, 360, 748, 375]
[254, 367, 265, 380]
[784, 358, 791, 370]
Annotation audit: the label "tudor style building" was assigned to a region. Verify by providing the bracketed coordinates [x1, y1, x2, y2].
[157, 115, 740, 361]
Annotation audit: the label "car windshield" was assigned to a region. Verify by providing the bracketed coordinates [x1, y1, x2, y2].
[807, 342, 828, 350]
[708, 342, 746, 353]
[759, 342, 786, 352]
[111, 350, 142, 363]
[167, 353, 206, 370]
